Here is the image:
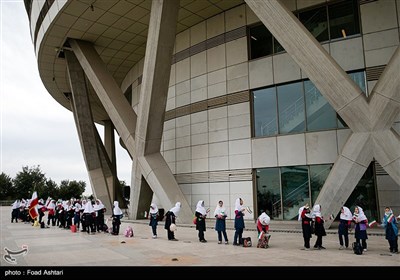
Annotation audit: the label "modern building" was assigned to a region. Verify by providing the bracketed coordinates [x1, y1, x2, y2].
[24, 0, 400, 226]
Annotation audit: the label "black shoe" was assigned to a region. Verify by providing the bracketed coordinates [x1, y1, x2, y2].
[319, 246, 326, 249]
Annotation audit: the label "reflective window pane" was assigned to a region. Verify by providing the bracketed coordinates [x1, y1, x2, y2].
[305, 80, 337, 131]
[310, 164, 332, 205]
[253, 87, 278, 137]
[329, 0, 360, 40]
[256, 168, 282, 219]
[349, 71, 366, 96]
[277, 82, 305, 134]
[344, 162, 378, 221]
[249, 24, 273, 59]
[273, 37, 285, 54]
[281, 166, 309, 220]
[299, 6, 328, 42]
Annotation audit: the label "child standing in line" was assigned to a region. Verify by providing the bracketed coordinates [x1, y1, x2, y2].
[112, 201, 122, 235]
[300, 205, 312, 250]
[312, 204, 326, 250]
[352, 206, 368, 252]
[148, 203, 159, 239]
[380, 207, 398, 254]
[214, 200, 228, 244]
[233, 198, 245, 246]
[338, 206, 352, 250]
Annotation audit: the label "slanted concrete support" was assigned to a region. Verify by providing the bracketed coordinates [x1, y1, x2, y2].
[65, 50, 112, 211]
[245, 0, 400, 227]
[132, 0, 192, 223]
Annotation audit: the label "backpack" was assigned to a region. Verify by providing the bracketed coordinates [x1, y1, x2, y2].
[124, 226, 134, 237]
[257, 232, 271, 248]
[352, 242, 363, 255]
[243, 237, 252, 247]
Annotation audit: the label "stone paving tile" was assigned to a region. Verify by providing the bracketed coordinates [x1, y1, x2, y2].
[1, 207, 399, 267]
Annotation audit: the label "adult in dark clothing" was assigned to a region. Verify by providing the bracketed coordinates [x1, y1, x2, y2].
[195, 200, 208, 243]
[233, 198, 245, 246]
[164, 202, 181, 241]
[312, 204, 326, 250]
[338, 206, 352, 249]
[300, 205, 312, 250]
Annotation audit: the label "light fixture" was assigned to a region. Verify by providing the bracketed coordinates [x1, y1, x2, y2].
[251, 35, 257, 41]
[341, 29, 347, 38]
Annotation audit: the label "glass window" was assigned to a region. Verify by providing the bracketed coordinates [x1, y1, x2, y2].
[329, 0, 360, 40]
[305, 80, 337, 131]
[277, 82, 305, 134]
[253, 87, 278, 137]
[310, 164, 332, 205]
[349, 71, 366, 96]
[299, 6, 329, 42]
[273, 37, 285, 54]
[256, 168, 282, 219]
[249, 24, 273, 59]
[281, 166, 309, 220]
[344, 162, 378, 221]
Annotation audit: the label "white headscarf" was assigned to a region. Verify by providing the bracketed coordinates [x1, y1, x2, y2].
[169, 202, 181, 216]
[353, 206, 367, 221]
[12, 200, 20, 209]
[234, 198, 243, 212]
[73, 202, 81, 212]
[258, 212, 270, 225]
[93, 199, 105, 211]
[214, 201, 227, 217]
[149, 203, 158, 214]
[340, 206, 352, 221]
[83, 201, 94, 213]
[113, 201, 123, 215]
[312, 204, 322, 218]
[47, 200, 56, 210]
[195, 200, 206, 215]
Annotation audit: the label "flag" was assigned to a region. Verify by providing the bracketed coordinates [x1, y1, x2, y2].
[29, 191, 38, 220]
[387, 214, 394, 223]
[368, 220, 377, 227]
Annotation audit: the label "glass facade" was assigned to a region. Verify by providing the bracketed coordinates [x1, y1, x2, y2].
[255, 163, 378, 221]
[252, 70, 366, 137]
[248, 0, 360, 60]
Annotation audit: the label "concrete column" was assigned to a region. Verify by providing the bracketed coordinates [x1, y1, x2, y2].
[65, 50, 112, 211]
[132, 0, 193, 223]
[68, 39, 137, 155]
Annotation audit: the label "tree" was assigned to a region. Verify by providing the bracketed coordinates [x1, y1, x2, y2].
[0, 172, 15, 200]
[36, 179, 59, 200]
[13, 166, 46, 199]
[58, 180, 86, 199]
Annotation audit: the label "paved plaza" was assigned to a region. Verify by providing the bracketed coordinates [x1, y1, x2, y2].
[1, 206, 399, 267]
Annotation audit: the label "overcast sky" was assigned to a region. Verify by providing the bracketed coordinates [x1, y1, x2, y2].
[0, 0, 132, 195]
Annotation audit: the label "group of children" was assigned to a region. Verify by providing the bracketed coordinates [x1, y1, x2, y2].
[299, 204, 398, 254]
[10, 197, 124, 236]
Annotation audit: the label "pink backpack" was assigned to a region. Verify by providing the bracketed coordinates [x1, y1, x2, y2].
[124, 226, 134, 237]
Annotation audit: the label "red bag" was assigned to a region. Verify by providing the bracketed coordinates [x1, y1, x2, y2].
[193, 217, 197, 225]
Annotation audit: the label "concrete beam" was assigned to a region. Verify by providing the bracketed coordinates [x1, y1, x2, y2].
[131, 0, 192, 223]
[244, 0, 370, 132]
[65, 50, 112, 211]
[370, 46, 400, 131]
[315, 133, 372, 227]
[68, 39, 137, 154]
